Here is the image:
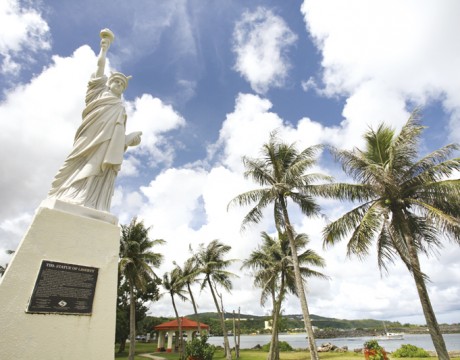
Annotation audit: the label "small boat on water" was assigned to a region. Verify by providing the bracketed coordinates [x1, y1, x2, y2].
[374, 322, 404, 340]
[374, 332, 404, 340]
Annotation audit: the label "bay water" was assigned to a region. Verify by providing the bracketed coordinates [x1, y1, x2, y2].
[207, 333, 460, 352]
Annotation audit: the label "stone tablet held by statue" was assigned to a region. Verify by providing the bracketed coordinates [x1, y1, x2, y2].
[48, 28, 142, 212]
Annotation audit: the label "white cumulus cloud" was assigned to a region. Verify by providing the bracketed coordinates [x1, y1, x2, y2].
[0, 0, 50, 75]
[301, 0, 460, 145]
[233, 7, 298, 94]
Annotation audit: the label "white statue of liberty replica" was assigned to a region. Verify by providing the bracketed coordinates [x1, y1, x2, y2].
[48, 28, 142, 212]
[0, 29, 134, 360]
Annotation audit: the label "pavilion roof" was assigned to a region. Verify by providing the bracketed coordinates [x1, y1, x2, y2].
[154, 317, 209, 330]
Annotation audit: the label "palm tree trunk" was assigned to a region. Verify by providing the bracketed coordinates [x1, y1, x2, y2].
[280, 197, 319, 360]
[219, 291, 232, 359]
[128, 281, 136, 360]
[400, 220, 450, 360]
[268, 289, 281, 360]
[267, 290, 276, 360]
[274, 273, 287, 360]
[237, 308, 241, 358]
[187, 283, 201, 334]
[233, 311, 237, 358]
[233, 309, 240, 358]
[118, 337, 127, 353]
[171, 295, 184, 359]
[207, 278, 232, 360]
[411, 268, 449, 359]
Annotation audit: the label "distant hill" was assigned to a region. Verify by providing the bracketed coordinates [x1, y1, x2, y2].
[189, 312, 268, 321]
[160, 312, 458, 337]
[294, 314, 397, 330]
[185, 312, 402, 330]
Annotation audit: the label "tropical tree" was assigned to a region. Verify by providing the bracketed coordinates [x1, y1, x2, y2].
[163, 266, 188, 359]
[228, 132, 330, 360]
[318, 112, 460, 360]
[175, 257, 202, 333]
[194, 240, 237, 360]
[116, 273, 161, 353]
[119, 218, 165, 360]
[0, 249, 15, 277]
[242, 231, 327, 360]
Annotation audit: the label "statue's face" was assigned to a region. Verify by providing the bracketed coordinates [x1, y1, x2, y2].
[108, 78, 125, 97]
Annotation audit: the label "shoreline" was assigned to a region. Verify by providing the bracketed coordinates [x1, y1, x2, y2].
[206, 332, 460, 353]
[313, 327, 460, 339]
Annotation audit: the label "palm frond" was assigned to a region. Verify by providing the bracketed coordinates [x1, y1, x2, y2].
[389, 211, 431, 281]
[285, 145, 323, 181]
[289, 191, 322, 217]
[300, 172, 334, 186]
[297, 249, 327, 268]
[405, 213, 442, 256]
[309, 182, 376, 202]
[332, 148, 388, 186]
[194, 239, 237, 296]
[404, 156, 460, 189]
[408, 198, 460, 244]
[323, 202, 374, 247]
[243, 157, 275, 185]
[376, 219, 398, 273]
[405, 143, 459, 177]
[239, 191, 275, 231]
[242, 230, 327, 306]
[346, 202, 384, 258]
[364, 123, 395, 166]
[227, 188, 270, 210]
[410, 180, 460, 218]
[389, 111, 424, 171]
[119, 218, 164, 292]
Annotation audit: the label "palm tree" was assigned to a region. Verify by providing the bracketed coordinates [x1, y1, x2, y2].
[228, 132, 330, 360]
[319, 112, 460, 360]
[163, 267, 188, 358]
[194, 240, 237, 360]
[175, 257, 202, 333]
[119, 218, 165, 360]
[242, 231, 327, 360]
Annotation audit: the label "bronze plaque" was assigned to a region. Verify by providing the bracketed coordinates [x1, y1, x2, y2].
[27, 260, 98, 315]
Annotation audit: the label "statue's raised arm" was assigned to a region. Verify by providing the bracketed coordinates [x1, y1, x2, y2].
[95, 29, 114, 78]
[48, 28, 142, 213]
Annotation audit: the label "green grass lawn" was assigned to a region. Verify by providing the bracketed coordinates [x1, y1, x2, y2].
[114, 341, 158, 359]
[114, 343, 460, 360]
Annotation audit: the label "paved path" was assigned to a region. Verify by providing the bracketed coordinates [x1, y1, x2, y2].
[139, 354, 167, 360]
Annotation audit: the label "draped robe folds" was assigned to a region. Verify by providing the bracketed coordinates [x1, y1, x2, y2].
[48, 75, 127, 212]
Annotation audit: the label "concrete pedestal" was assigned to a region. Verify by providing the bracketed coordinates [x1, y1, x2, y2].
[0, 200, 120, 360]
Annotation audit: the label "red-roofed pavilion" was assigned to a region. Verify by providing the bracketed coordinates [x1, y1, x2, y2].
[154, 317, 209, 352]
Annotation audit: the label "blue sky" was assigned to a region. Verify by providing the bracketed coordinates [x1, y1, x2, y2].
[1, 0, 460, 326]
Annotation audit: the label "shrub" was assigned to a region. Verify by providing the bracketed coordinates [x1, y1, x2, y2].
[184, 335, 216, 360]
[261, 341, 293, 352]
[363, 340, 383, 351]
[363, 340, 387, 360]
[392, 344, 430, 358]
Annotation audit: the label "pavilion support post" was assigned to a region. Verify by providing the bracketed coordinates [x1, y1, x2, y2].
[186, 330, 194, 342]
[167, 330, 174, 352]
[157, 331, 166, 351]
